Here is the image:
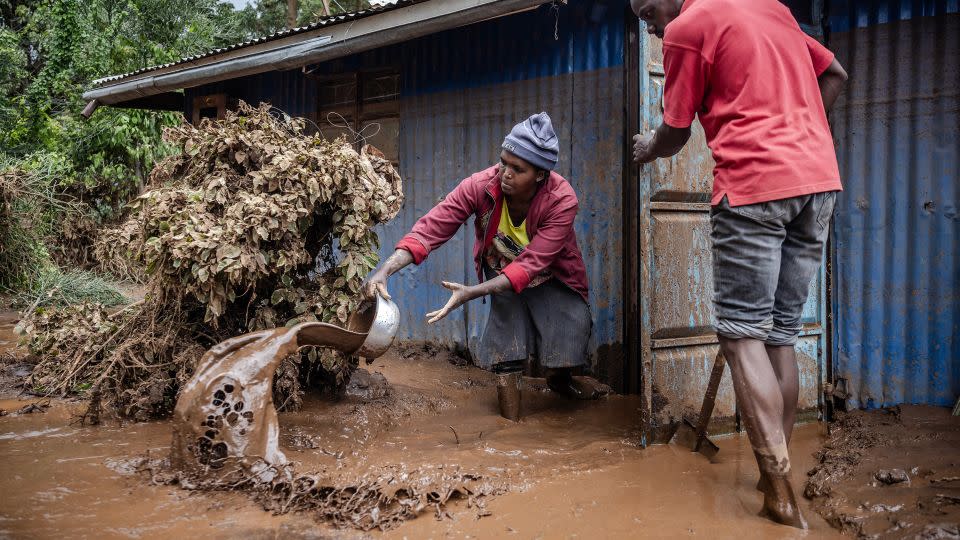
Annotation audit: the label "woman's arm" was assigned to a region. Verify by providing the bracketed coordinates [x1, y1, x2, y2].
[362, 168, 491, 299]
[399, 171, 487, 263]
[425, 274, 512, 324]
[362, 249, 414, 300]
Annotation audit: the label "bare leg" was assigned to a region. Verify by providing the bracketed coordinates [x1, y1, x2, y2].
[720, 336, 807, 529]
[755, 344, 800, 493]
[766, 344, 799, 445]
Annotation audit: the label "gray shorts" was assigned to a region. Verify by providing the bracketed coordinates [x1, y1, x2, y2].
[475, 268, 592, 371]
[710, 191, 836, 346]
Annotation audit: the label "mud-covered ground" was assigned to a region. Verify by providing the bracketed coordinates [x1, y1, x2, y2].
[0, 311, 849, 538]
[805, 405, 960, 539]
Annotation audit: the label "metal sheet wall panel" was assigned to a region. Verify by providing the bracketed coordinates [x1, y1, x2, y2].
[829, 0, 959, 32]
[386, 90, 471, 345]
[649, 211, 713, 339]
[570, 65, 626, 386]
[189, 2, 629, 382]
[652, 344, 737, 424]
[830, 10, 960, 408]
[795, 336, 822, 413]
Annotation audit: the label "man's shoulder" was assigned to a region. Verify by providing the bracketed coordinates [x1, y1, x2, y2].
[663, 0, 731, 47]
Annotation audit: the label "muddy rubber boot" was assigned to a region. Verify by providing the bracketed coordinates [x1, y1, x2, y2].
[759, 474, 808, 529]
[546, 369, 605, 400]
[496, 371, 522, 421]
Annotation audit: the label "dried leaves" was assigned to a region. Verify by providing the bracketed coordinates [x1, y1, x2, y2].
[24, 102, 404, 419]
[97, 101, 402, 328]
[146, 459, 503, 532]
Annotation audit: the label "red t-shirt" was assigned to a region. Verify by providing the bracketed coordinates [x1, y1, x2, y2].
[662, 0, 843, 206]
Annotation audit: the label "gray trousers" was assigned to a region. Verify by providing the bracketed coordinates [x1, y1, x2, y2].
[710, 192, 836, 346]
[475, 268, 592, 371]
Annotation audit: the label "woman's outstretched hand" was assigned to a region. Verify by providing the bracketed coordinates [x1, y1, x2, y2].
[426, 281, 477, 324]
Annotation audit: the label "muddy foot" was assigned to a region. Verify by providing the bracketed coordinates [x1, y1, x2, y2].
[759, 474, 808, 529]
[756, 471, 770, 493]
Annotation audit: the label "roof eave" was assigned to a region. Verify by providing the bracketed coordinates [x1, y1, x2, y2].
[83, 0, 547, 108]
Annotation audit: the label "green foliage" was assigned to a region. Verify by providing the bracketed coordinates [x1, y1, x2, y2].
[0, 0, 382, 294]
[0, 0, 375, 234]
[13, 267, 127, 309]
[233, 0, 373, 37]
[0, 162, 127, 305]
[0, 0, 268, 290]
[0, 160, 69, 291]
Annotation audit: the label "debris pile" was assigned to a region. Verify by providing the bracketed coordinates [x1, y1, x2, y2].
[20, 102, 403, 420]
[805, 405, 960, 539]
[146, 458, 503, 532]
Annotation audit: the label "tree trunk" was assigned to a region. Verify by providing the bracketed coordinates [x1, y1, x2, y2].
[287, 0, 297, 28]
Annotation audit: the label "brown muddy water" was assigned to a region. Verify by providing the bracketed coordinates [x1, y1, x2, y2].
[0, 315, 841, 539]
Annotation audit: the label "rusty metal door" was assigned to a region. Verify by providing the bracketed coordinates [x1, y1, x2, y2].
[631, 22, 828, 445]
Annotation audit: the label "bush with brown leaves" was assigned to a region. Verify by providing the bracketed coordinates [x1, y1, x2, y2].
[23, 102, 404, 419]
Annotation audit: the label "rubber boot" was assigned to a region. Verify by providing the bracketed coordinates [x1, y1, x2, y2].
[546, 368, 603, 400]
[496, 371, 522, 421]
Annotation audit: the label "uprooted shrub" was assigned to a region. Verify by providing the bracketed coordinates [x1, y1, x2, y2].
[21, 102, 403, 420]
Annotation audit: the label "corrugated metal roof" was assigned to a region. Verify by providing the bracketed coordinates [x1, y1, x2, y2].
[90, 0, 419, 88]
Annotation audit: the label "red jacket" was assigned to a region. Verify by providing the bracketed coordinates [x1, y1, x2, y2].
[396, 165, 589, 302]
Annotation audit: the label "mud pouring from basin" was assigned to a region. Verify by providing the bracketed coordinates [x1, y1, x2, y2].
[170, 294, 400, 476]
[346, 294, 400, 359]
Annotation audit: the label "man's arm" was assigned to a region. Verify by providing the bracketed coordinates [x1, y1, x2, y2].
[633, 123, 691, 164]
[818, 58, 848, 113]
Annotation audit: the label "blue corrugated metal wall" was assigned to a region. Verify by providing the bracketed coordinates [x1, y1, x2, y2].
[187, 1, 629, 386]
[829, 4, 960, 408]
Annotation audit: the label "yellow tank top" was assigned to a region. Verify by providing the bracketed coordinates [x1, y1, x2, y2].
[498, 201, 529, 247]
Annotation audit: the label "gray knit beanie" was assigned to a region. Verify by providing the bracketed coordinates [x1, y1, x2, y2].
[502, 112, 559, 171]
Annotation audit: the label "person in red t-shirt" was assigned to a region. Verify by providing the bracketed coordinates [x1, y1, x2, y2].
[630, 0, 848, 529]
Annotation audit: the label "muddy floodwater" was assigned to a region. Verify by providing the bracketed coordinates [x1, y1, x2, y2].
[1, 317, 841, 538]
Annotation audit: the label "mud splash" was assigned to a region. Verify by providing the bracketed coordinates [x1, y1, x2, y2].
[805, 405, 960, 539]
[170, 322, 366, 475]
